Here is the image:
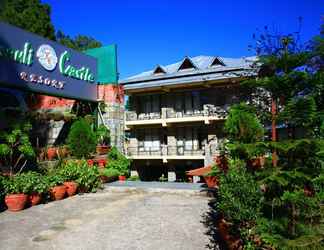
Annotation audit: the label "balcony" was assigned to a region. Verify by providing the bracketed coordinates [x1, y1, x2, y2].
[125, 104, 228, 128]
[126, 145, 205, 162]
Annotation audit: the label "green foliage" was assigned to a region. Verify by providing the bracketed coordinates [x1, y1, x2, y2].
[58, 160, 80, 182]
[19, 171, 49, 194]
[45, 172, 65, 188]
[0, 123, 35, 172]
[3, 172, 44, 194]
[101, 168, 120, 178]
[56, 31, 102, 51]
[0, 0, 55, 40]
[96, 124, 110, 146]
[73, 160, 101, 192]
[67, 118, 97, 158]
[224, 103, 264, 143]
[0, 175, 8, 199]
[215, 160, 263, 233]
[106, 147, 131, 176]
[128, 175, 140, 181]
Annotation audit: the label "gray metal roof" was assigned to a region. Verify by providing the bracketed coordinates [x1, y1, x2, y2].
[120, 55, 257, 89]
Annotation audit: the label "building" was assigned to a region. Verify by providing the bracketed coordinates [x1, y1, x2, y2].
[120, 55, 256, 181]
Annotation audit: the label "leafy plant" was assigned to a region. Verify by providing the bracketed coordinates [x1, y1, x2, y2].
[224, 103, 264, 144]
[45, 172, 65, 188]
[0, 123, 35, 174]
[58, 160, 80, 182]
[106, 146, 131, 176]
[73, 160, 101, 192]
[3, 173, 37, 194]
[96, 124, 110, 146]
[19, 171, 49, 194]
[66, 118, 97, 158]
[101, 168, 120, 178]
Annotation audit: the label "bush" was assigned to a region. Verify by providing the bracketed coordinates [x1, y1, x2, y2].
[96, 124, 110, 146]
[3, 173, 37, 194]
[19, 171, 49, 194]
[224, 103, 264, 143]
[67, 118, 96, 158]
[73, 160, 101, 192]
[215, 159, 263, 241]
[45, 172, 65, 188]
[106, 146, 131, 176]
[101, 168, 120, 178]
[58, 160, 80, 182]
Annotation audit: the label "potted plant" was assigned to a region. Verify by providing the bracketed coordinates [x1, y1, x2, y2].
[47, 146, 57, 161]
[106, 147, 131, 181]
[75, 160, 101, 193]
[46, 174, 66, 200]
[3, 174, 30, 211]
[23, 171, 48, 206]
[59, 161, 79, 196]
[99, 168, 119, 183]
[66, 118, 97, 158]
[0, 123, 35, 175]
[203, 164, 220, 188]
[96, 124, 111, 155]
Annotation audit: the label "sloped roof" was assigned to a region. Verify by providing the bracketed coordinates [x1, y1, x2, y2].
[121, 55, 257, 84]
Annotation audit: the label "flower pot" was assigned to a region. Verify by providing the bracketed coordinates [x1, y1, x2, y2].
[204, 176, 219, 188]
[64, 181, 78, 196]
[50, 185, 66, 200]
[87, 159, 94, 167]
[5, 194, 28, 212]
[47, 147, 57, 161]
[29, 193, 42, 206]
[119, 175, 126, 181]
[98, 159, 106, 169]
[96, 145, 110, 155]
[100, 175, 109, 183]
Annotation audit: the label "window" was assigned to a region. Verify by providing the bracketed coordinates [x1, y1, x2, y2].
[177, 57, 197, 71]
[210, 57, 225, 67]
[153, 65, 166, 75]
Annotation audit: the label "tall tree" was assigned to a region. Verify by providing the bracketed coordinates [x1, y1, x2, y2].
[56, 31, 102, 51]
[0, 0, 56, 40]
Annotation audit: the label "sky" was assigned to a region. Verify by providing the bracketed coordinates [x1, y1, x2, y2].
[43, 0, 323, 79]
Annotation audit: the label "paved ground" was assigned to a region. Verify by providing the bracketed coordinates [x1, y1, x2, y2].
[0, 182, 210, 250]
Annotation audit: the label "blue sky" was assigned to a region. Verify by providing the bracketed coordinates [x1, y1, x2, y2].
[43, 0, 322, 79]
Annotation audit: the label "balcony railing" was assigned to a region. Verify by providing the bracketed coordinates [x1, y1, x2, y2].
[126, 104, 228, 121]
[126, 145, 204, 157]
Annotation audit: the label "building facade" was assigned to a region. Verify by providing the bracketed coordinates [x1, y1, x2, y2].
[121, 56, 255, 181]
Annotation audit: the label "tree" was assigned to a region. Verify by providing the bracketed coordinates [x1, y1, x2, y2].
[0, 0, 55, 40]
[56, 31, 102, 51]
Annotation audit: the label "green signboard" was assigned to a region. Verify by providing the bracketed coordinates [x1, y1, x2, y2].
[85, 45, 118, 84]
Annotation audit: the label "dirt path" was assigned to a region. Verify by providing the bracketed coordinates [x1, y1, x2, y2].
[0, 186, 210, 250]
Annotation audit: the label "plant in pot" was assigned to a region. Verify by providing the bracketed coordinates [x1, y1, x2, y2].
[23, 171, 49, 206]
[3, 173, 31, 211]
[203, 164, 221, 188]
[58, 161, 79, 196]
[46, 146, 57, 161]
[0, 175, 8, 211]
[106, 146, 131, 181]
[99, 168, 120, 183]
[75, 160, 101, 193]
[66, 118, 97, 158]
[46, 173, 66, 201]
[95, 124, 111, 155]
[0, 123, 35, 175]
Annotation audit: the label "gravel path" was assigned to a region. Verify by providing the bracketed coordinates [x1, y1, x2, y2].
[0, 184, 210, 250]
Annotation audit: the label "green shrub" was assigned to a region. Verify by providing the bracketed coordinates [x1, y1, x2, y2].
[3, 173, 36, 194]
[74, 160, 101, 192]
[96, 124, 110, 146]
[106, 146, 131, 176]
[67, 118, 96, 158]
[19, 171, 49, 194]
[58, 160, 80, 182]
[45, 172, 65, 188]
[215, 159, 263, 244]
[0, 175, 7, 199]
[101, 168, 120, 177]
[224, 103, 264, 143]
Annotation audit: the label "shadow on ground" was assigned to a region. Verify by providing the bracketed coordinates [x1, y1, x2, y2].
[201, 189, 228, 250]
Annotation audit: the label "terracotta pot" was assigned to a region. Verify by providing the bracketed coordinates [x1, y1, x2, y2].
[64, 181, 78, 196]
[98, 159, 106, 169]
[29, 193, 42, 206]
[50, 185, 66, 200]
[96, 145, 110, 155]
[5, 194, 28, 212]
[87, 159, 94, 167]
[47, 147, 57, 161]
[247, 156, 265, 170]
[204, 176, 219, 188]
[100, 175, 109, 183]
[119, 175, 126, 181]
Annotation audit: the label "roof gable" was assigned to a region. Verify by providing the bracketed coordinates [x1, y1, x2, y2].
[177, 57, 197, 71]
[153, 65, 166, 75]
[210, 57, 225, 67]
